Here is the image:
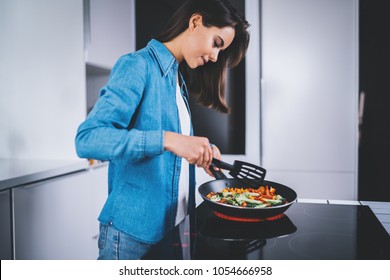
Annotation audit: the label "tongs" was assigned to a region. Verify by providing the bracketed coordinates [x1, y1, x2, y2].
[210, 158, 267, 188]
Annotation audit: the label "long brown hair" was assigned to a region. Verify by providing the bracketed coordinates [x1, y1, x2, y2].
[155, 0, 250, 113]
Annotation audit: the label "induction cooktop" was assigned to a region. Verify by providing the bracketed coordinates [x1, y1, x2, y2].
[142, 202, 390, 260]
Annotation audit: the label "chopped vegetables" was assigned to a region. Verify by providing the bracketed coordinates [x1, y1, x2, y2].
[206, 186, 286, 208]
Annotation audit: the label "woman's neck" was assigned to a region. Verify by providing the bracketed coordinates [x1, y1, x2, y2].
[163, 32, 186, 63]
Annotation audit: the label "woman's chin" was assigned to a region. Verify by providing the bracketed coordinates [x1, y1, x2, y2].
[186, 60, 204, 69]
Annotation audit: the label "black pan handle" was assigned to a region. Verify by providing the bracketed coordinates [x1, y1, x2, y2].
[209, 161, 228, 180]
[211, 158, 234, 171]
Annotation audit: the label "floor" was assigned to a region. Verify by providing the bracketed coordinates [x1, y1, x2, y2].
[297, 198, 390, 235]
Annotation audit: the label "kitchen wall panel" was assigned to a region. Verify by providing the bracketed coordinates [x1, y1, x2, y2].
[0, 0, 85, 160]
[261, 0, 358, 199]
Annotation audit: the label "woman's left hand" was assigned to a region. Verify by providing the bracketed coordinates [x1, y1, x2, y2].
[203, 145, 221, 177]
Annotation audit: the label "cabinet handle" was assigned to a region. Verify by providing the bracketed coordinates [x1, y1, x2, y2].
[83, 0, 91, 55]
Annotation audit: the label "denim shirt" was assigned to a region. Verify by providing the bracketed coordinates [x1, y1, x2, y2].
[75, 39, 195, 244]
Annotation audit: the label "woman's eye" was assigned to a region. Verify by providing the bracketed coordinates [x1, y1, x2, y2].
[214, 40, 221, 48]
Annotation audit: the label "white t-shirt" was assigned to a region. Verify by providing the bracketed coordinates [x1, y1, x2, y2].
[175, 82, 191, 225]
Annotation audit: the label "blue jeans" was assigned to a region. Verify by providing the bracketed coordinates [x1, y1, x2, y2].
[97, 223, 154, 260]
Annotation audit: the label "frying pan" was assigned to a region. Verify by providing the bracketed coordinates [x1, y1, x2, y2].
[198, 170, 297, 219]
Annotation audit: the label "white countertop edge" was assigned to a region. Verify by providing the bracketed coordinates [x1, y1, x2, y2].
[328, 200, 362, 205]
[0, 159, 89, 191]
[296, 198, 328, 204]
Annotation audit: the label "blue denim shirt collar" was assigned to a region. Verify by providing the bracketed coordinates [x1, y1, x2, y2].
[147, 39, 178, 77]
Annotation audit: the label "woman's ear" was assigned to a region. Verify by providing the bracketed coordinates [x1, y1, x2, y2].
[189, 13, 203, 31]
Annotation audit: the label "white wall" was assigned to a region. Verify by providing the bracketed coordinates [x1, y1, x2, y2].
[0, 0, 86, 160]
[261, 0, 359, 199]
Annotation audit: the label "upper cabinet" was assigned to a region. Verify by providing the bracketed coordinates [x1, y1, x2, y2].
[84, 0, 135, 70]
[84, 0, 135, 113]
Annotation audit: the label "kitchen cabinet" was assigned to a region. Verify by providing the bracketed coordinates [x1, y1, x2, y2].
[88, 164, 109, 229]
[13, 166, 107, 260]
[84, 0, 135, 69]
[261, 0, 358, 199]
[0, 190, 12, 260]
[84, 0, 136, 113]
[86, 65, 111, 114]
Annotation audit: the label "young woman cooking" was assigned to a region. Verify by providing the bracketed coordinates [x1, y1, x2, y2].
[75, 0, 250, 259]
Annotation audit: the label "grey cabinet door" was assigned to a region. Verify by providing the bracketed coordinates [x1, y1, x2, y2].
[13, 171, 97, 260]
[0, 190, 12, 260]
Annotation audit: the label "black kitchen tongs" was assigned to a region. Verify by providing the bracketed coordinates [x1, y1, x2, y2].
[210, 158, 267, 188]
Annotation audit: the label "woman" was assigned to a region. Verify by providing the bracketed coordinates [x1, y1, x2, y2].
[75, 0, 250, 259]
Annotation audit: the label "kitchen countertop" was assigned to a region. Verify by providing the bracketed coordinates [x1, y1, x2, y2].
[143, 201, 390, 260]
[0, 158, 90, 191]
[297, 198, 390, 234]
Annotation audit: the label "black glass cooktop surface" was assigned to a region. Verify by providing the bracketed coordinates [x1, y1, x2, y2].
[143, 202, 390, 260]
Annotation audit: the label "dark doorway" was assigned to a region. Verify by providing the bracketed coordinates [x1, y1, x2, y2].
[358, 0, 390, 201]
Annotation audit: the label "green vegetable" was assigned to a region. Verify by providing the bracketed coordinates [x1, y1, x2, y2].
[226, 197, 239, 206]
[207, 188, 286, 208]
[236, 194, 263, 205]
[262, 198, 285, 206]
[254, 204, 267, 208]
[209, 194, 221, 202]
[221, 192, 233, 197]
[243, 192, 260, 197]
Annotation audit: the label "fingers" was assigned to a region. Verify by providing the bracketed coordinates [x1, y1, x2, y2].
[211, 144, 221, 160]
[202, 144, 222, 177]
[195, 140, 213, 168]
[181, 136, 212, 167]
[173, 135, 217, 172]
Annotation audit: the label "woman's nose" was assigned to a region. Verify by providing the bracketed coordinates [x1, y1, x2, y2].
[210, 51, 219, 62]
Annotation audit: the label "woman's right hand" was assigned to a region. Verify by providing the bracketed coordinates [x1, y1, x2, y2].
[164, 131, 213, 168]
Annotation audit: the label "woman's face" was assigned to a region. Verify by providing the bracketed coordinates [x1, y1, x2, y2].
[183, 15, 235, 69]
